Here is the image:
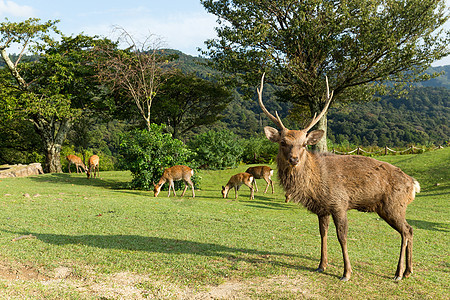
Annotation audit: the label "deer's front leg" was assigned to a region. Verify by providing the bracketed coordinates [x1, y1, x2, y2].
[332, 211, 352, 281]
[317, 214, 330, 273]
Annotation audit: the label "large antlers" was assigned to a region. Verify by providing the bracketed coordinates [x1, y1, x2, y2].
[303, 76, 334, 132]
[257, 73, 286, 130]
[257, 73, 334, 132]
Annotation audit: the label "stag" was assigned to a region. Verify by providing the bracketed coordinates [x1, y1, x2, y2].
[257, 73, 420, 281]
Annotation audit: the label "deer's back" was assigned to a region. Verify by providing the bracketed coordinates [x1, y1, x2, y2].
[319, 153, 416, 211]
[164, 165, 193, 180]
[282, 152, 417, 214]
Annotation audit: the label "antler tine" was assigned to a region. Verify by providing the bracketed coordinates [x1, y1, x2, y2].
[257, 73, 286, 130]
[304, 76, 334, 132]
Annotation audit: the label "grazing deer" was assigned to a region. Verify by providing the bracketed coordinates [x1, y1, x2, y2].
[87, 155, 100, 179]
[66, 155, 86, 174]
[154, 165, 195, 198]
[257, 73, 420, 281]
[245, 166, 274, 194]
[221, 172, 255, 200]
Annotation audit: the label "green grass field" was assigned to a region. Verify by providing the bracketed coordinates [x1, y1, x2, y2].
[0, 148, 448, 299]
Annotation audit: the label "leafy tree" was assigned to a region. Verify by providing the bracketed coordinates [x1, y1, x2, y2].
[201, 0, 450, 151]
[152, 70, 233, 139]
[0, 18, 105, 172]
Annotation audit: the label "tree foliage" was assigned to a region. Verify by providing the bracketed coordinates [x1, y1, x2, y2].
[119, 124, 195, 190]
[152, 70, 233, 139]
[201, 0, 450, 151]
[187, 129, 244, 169]
[0, 18, 105, 172]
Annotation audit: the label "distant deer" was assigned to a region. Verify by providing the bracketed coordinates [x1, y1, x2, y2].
[245, 166, 274, 194]
[87, 155, 100, 179]
[66, 155, 86, 174]
[154, 165, 195, 198]
[222, 172, 254, 200]
[257, 73, 420, 281]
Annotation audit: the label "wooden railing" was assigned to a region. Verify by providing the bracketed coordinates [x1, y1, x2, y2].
[331, 145, 445, 156]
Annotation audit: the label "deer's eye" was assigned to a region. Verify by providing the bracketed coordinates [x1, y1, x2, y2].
[280, 141, 288, 147]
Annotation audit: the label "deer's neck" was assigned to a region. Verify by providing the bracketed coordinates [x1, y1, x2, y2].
[278, 151, 326, 213]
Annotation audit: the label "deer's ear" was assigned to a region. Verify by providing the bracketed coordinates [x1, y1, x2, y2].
[306, 130, 324, 145]
[264, 126, 281, 143]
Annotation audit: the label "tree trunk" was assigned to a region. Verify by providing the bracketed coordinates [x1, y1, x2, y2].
[314, 113, 328, 152]
[32, 116, 71, 173]
[45, 144, 62, 173]
[309, 100, 328, 153]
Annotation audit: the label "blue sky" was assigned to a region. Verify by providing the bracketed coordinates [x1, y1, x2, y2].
[0, 0, 217, 56]
[1, 0, 449, 65]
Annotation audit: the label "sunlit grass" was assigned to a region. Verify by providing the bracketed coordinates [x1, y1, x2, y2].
[0, 148, 448, 299]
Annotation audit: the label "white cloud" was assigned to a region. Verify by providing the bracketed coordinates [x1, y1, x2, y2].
[79, 11, 218, 56]
[0, 0, 35, 18]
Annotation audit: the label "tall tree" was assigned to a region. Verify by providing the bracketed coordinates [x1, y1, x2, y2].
[92, 27, 176, 131]
[152, 71, 233, 139]
[0, 18, 104, 172]
[201, 0, 450, 151]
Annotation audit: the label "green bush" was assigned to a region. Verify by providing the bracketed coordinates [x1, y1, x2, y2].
[187, 129, 243, 169]
[241, 135, 278, 164]
[119, 124, 197, 190]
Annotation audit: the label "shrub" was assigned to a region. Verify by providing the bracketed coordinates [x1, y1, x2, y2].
[119, 124, 197, 190]
[241, 135, 278, 164]
[187, 129, 243, 169]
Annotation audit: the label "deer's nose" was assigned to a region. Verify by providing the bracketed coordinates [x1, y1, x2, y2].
[289, 157, 299, 165]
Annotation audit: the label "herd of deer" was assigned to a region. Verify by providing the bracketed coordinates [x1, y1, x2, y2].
[65, 154, 100, 179]
[65, 74, 420, 282]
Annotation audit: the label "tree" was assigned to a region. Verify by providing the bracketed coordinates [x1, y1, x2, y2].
[92, 27, 176, 131]
[0, 18, 104, 172]
[152, 70, 233, 139]
[201, 0, 450, 151]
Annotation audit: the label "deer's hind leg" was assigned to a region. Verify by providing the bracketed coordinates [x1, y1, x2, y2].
[377, 205, 413, 280]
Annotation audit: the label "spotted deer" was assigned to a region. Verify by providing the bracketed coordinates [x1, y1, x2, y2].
[257, 73, 420, 281]
[221, 172, 254, 200]
[245, 166, 274, 194]
[154, 165, 195, 198]
[66, 155, 86, 174]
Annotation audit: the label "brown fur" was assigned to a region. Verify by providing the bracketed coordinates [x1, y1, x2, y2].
[266, 126, 419, 282]
[86, 155, 100, 179]
[66, 155, 86, 174]
[257, 74, 419, 281]
[154, 165, 195, 198]
[222, 172, 254, 200]
[245, 166, 274, 194]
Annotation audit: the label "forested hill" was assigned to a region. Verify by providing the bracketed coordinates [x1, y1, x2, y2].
[327, 87, 449, 147]
[173, 51, 449, 147]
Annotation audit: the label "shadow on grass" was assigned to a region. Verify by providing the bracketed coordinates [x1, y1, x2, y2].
[3, 229, 317, 273]
[28, 173, 129, 190]
[407, 219, 449, 232]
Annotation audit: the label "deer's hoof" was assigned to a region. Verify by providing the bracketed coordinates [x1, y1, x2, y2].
[315, 267, 325, 273]
[339, 276, 350, 282]
[394, 275, 403, 281]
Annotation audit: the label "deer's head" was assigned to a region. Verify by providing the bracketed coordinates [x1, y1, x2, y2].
[258, 74, 333, 166]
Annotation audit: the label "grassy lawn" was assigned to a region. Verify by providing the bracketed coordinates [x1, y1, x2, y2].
[0, 148, 448, 299]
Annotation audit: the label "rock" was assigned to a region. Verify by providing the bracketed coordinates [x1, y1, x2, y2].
[0, 163, 44, 178]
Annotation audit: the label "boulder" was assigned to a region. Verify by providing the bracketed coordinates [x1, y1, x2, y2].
[0, 163, 44, 178]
